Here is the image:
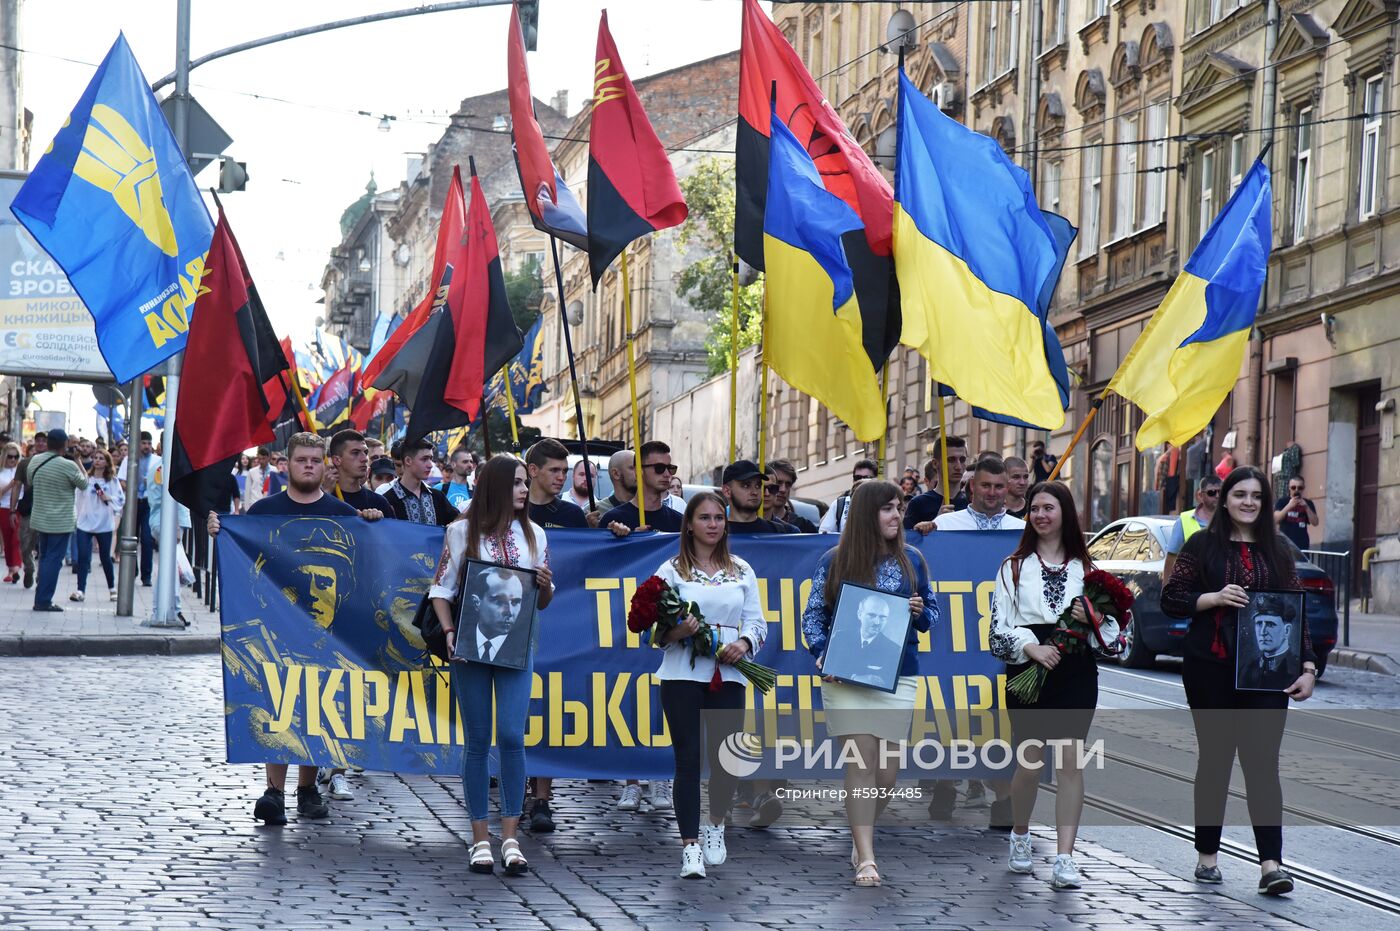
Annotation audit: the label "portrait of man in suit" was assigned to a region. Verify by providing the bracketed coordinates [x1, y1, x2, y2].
[1237, 592, 1301, 691]
[455, 563, 536, 668]
[824, 588, 907, 690]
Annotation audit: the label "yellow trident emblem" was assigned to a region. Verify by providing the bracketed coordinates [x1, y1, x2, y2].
[71, 104, 179, 257]
[594, 59, 626, 106]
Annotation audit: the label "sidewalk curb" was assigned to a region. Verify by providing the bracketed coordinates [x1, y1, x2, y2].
[1328, 647, 1398, 676]
[0, 634, 220, 657]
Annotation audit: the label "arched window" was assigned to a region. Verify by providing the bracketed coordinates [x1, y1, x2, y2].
[1089, 439, 1113, 531]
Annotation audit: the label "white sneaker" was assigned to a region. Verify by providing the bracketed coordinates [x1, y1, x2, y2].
[700, 823, 726, 866]
[1008, 831, 1033, 874]
[109, 589, 117, 601]
[327, 772, 353, 801]
[1051, 854, 1082, 889]
[647, 779, 673, 811]
[679, 843, 706, 879]
[617, 783, 643, 811]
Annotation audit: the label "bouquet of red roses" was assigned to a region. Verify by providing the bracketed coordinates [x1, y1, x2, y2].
[1006, 568, 1134, 703]
[628, 575, 777, 693]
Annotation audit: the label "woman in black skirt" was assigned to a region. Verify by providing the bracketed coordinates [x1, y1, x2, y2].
[1161, 465, 1316, 896]
[990, 482, 1119, 890]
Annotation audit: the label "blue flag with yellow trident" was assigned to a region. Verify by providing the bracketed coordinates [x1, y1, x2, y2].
[10, 34, 213, 383]
[485, 314, 546, 416]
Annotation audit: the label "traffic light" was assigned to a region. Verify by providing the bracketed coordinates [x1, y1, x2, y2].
[218, 157, 248, 192]
[518, 0, 539, 51]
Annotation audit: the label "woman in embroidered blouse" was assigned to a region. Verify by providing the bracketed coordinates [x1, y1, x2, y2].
[990, 481, 1119, 890]
[803, 480, 936, 888]
[1161, 466, 1315, 896]
[652, 491, 767, 880]
[429, 455, 554, 877]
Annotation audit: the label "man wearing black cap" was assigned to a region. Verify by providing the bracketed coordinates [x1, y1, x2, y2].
[369, 456, 397, 494]
[722, 460, 783, 534]
[23, 429, 88, 611]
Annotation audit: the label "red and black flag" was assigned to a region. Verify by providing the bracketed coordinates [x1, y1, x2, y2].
[508, 1, 588, 250]
[348, 388, 390, 435]
[735, 0, 900, 365]
[169, 210, 287, 515]
[586, 11, 687, 286]
[372, 165, 522, 446]
[312, 362, 356, 433]
[262, 336, 310, 448]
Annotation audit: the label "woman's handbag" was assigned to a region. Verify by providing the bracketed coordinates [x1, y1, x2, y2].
[413, 542, 472, 663]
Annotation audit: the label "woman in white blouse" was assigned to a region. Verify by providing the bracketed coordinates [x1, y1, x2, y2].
[989, 482, 1119, 891]
[429, 455, 554, 877]
[652, 491, 767, 880]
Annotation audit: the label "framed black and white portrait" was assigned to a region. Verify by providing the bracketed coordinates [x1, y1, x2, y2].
[1235, 589, 1305, 692]
[451, 559, 539, 670]
[820, 582, 912, 693]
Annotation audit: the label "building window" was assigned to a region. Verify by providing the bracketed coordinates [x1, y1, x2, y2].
[1051, 0, 1067, 44]
[981, 5, 1019, 85]
[1144, 101, 1167, 226]
[1089, 439, 1113, 531]
[983, 8, 998, 84]
[1359, 75, 1384, 220]
[1043, 160, 1062, 214]
[1089, 0, 1108, 18]
[1081, 142, 1102, 257]
[1293, 106, 1313, 241]
[1198, 146, 1216, 241]
[1228, 132, 1245, 195]
[807, 14, 824, 80]
[1114, 115, 1138, 238]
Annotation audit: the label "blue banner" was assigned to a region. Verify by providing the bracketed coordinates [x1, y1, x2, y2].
[218, 519, 1017, 777]
[485, 314, 546, 416]
[11, 34, 214, 383]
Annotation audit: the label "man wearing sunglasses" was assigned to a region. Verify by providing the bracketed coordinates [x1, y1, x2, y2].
[1163, 473, 1221, 580]
[763, 459, 817, 533]
[600, 441, 682, 532]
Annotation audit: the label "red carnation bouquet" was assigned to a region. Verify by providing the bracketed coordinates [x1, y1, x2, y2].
[628, 575, 777, 693]
[1006, 568, 1134, 703]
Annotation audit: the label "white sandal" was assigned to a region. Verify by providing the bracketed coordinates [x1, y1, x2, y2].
[468, 840, 494, 874]
[501, 837, 529, 875]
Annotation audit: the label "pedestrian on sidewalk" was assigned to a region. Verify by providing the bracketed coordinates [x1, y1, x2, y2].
[23, 430, 87, 612]
[1161, 465, 1318, 896]
[0, 442, 22, 583]
[650, 491, 767, 880]
[803, 480, 937, 888]
[72, 450, 124, 603]
[430, 454, 553, 876]
[11, 432, 49, 588]
[991, 482, 1120, 889]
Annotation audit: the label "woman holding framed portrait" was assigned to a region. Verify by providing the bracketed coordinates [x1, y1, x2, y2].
[989, 482, 1119, 890]
[429, 454, 554, 877]
[1162, 465, 1316, 896]
[651, 491, 768, 880]
[802, 480, 936, 887]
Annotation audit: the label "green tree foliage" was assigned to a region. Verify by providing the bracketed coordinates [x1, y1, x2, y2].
[675, 157, 763, 376]
[505, 253, 544, 332]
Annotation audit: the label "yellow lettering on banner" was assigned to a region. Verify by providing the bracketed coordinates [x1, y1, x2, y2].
[144, 308, 180, 348]
[389, 670, 433, 744]
[592, 671, 635, 747]
[548, 671, 588, 747]
[974, 581, 995, 651]
[305, 667, 348, 739]
[588, 578, 619, 647]
[161, 293, 187, 334]
[937, 581, 975, 652]
[178, 254, 210, 308]
[433, 668, 461, 745]
[349, 669, 390, 740]
[912, 675, 955, 743]
[953, 674, 997, 744]
[634, 673, 670, 747]
[261, 662, 301, 734]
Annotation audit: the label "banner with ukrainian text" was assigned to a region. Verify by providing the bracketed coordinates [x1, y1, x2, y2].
[217, 519, 1016, 778]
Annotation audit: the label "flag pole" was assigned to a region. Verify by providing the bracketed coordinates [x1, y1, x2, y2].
[936, 387, 951, 506]
[549, 235, 597, 510]
[1046, 387, 1109, 483]
[501, 365, 520, 448]
[877, 363, 889, 467]
[621, 248, 646, 530]
[757, 329, 769, 519]
[728, 253, 740, 464]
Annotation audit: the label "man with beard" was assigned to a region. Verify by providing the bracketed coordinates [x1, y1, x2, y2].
[763, 459, 817, 532]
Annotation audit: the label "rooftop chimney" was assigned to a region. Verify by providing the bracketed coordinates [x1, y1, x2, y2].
[551, 89, 569, 115]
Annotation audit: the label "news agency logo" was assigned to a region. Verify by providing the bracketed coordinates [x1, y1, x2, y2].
[717, 732, 764, 778]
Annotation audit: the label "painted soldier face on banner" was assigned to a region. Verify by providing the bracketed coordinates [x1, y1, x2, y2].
[254, 518, 355, 629]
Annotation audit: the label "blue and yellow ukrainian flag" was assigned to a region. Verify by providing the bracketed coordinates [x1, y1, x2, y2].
[893, 70, 1073, 430]
[762, 113, 884, 441]
[1110, 160, 1271, 449]
[10, 34, 213, 384]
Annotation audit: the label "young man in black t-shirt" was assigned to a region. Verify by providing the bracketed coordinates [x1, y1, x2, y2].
[329, 429, 392, 519]
[206, 432, 376, 826]
[1274, 475, 1319, 551]
[904, 436, 970, 531]
[722, 459, 783, 534]
[525, 438, 588, 530]
[601, 441, 683, 532]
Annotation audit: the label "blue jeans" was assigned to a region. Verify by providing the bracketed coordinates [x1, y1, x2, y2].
[75, 530, 115, 593]
[35, 532, 71, 607]
[451, 654, 533, 822]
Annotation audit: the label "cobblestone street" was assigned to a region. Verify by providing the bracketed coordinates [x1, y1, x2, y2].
[0, 654, 1330, 930]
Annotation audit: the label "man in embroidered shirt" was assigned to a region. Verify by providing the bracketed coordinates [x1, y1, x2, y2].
[243, 446, 272, 511]
[383, 437, 456, 526]
[929, 459, 1026, 533]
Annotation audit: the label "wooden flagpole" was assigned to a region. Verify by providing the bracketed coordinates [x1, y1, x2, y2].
[621, 248, 646, 529]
